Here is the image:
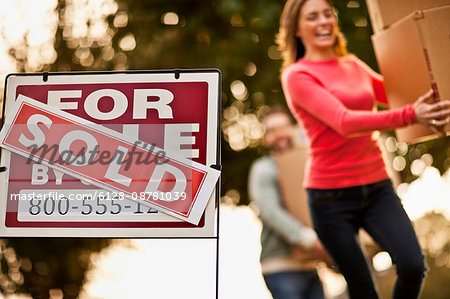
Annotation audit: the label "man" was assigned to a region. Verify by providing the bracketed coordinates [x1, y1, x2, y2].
[248, 107, 326, 299]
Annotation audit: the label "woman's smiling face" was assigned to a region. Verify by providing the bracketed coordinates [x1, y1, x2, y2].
[296, 0, 337, 57]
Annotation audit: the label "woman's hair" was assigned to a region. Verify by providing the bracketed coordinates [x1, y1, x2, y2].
[277, 0, 347, 70]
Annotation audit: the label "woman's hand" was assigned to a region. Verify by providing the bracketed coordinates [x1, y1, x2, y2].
[414, 89, 450, 136]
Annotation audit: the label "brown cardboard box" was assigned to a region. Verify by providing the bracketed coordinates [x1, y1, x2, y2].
[366, 0, 450, 32]
[273, 142, 318, 261]
[273, 144, 312, 228]
[372, 5, 450, 143]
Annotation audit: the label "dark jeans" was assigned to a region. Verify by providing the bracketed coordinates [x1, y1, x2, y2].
[307, 179, 426, 299]
[263, 270, 324, 299]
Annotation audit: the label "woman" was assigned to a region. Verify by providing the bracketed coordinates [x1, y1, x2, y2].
[277, 0, 450, 298]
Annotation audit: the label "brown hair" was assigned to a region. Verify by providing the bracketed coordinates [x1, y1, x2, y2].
[277, 0, 347, 71]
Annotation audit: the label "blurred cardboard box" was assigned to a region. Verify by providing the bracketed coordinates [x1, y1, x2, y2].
[366, 0, 450, 32]
[273, 141, 318, 261]
[372, 5, 450, 143]
[273, 143, 312, 228]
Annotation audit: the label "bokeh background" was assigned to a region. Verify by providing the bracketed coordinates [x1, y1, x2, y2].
[0, 0, 449, 298]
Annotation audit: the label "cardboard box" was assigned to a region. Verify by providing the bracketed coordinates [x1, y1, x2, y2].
[273, 143, 312, 228]
[366, 0, 450, 32]
[273, 140, 318, 261]
[372, 6, 450, 143]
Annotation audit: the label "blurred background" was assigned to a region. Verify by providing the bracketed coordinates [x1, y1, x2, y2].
[0, 0, 449, 298]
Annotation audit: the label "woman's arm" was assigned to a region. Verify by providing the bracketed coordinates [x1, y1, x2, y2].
[282, 70, 416, 136]
[351, 56, 450, 135]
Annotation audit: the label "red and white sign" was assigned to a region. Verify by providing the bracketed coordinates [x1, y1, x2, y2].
[0, 95, 220, 224]
[0, 71, 220, 237]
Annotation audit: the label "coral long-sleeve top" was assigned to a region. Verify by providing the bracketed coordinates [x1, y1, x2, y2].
[282, 55, 416, 189]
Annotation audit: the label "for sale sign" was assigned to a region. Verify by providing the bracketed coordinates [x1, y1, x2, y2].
[0, 70, 221, 237]
[0, 95, 220, 224]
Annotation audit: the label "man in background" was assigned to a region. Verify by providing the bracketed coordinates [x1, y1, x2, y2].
[248, 106, 326, 299]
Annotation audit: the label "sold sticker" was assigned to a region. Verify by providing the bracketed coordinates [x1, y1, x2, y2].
[0, 95, 220, 225]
